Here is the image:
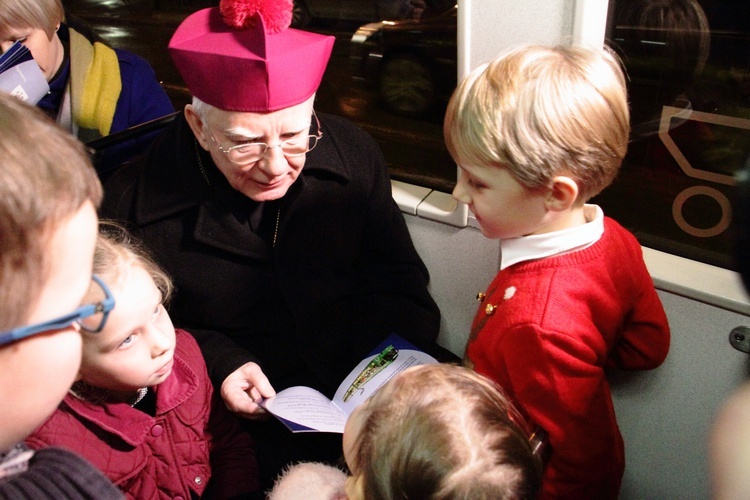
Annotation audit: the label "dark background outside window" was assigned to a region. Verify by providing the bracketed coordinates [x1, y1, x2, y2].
[601, 0, 750, 270]
[68, 0, 749, 271]
[66, 0, 458, 192]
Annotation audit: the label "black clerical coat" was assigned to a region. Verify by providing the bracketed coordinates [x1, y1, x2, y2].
[102, 112, 442, 397]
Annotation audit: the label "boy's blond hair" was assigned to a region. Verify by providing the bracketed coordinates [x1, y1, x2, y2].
[0, 0, 63, 39]
[0, 93, 101, 331]
[444, 44, 630, 203]
[350, 364, 542, 499]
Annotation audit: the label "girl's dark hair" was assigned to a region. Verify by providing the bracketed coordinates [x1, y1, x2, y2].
[734, 155, 750, 290]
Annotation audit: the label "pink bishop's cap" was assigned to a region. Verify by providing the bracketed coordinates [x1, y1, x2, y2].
[168, 0, 334, 112]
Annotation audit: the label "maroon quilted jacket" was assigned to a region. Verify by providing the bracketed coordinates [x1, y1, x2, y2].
[26, 329, 259, 499]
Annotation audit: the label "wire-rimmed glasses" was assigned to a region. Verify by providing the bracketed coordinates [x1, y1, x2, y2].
[206, 110, 323, 165]
[0, 275, 115, 346]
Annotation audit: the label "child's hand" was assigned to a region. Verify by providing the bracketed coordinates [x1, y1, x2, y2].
[220, 362, 276, 419]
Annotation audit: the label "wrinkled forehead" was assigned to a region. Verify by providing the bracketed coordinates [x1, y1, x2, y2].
[207, 95, 315, 134]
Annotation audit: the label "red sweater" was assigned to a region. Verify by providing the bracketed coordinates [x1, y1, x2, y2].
[466, 217, 670, 500]
[27, 330, 259, 499]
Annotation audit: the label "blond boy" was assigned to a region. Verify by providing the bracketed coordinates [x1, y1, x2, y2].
[445, 44, 671, 499]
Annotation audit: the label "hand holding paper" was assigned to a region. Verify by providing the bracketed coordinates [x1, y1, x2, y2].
[260, 334, 438, 433]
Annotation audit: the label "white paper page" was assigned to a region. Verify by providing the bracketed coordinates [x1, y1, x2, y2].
[0, 60, 49, 104]
[261, 386, 347, 433]
[332, 348, 437, 416]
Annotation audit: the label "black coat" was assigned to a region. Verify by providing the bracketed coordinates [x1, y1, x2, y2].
[102, 112, 442, 397]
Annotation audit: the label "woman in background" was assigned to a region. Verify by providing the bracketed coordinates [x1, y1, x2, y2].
[0, 0, 174, 172]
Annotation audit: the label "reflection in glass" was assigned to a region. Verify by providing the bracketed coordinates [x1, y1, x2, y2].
[602, 0, 750, 269]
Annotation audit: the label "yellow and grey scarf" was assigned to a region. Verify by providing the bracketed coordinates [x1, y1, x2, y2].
[67, 25, 121, 139]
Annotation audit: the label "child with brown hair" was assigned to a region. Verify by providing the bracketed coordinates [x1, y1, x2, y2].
[270, 363, 542, 499]
[26, 224, 260, 499]
[444, 44, 671, 498]
[0, 92, 120, 497]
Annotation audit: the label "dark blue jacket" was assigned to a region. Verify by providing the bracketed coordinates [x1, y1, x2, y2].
[39, 18, 174, 176]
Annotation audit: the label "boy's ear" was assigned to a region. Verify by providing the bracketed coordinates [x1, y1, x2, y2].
[545, 176, 579, 212]
[184, 105, 210, 151]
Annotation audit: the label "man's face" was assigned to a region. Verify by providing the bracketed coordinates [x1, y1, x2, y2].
[191, 96, 316, 202]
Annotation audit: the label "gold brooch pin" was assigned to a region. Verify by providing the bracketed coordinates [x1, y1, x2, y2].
[477, 292, 496, 315]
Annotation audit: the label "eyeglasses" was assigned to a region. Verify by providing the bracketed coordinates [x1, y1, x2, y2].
[0, 275, 115, 347]
[206, 110, 323, 165]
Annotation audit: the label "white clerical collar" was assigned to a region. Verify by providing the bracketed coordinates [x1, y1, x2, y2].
[499, 204, 604, 270]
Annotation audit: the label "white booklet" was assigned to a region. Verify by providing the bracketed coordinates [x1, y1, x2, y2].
[0, 42, 50, 104]
[260, 334, 437, 433]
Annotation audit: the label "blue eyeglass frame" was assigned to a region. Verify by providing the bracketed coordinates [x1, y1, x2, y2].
[0, 275, 115, 347]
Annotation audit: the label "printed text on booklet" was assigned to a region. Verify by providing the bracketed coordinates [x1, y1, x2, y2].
[260, 334, 437, 433]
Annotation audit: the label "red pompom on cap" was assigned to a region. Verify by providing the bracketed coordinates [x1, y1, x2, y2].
[219, 0, 293, 34]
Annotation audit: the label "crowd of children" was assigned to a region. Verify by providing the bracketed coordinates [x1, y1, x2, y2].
[0, 0, 684, 497]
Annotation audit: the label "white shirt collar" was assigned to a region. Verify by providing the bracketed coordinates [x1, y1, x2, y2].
[499, 204, 604, 270]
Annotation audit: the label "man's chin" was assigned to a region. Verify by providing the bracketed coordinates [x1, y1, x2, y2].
[242, 183, 291, 202]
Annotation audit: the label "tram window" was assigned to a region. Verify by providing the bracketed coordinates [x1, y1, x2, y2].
[63, 1, 750, 271]
[64, 0, 459, 193]
[303, 0, 458, 192]
[602, 0, 750, 270]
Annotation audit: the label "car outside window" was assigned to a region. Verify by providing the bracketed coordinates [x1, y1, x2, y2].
[308, 0, 458, 192]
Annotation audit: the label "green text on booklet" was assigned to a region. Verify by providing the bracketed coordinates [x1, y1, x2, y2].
[260, 334, 437, 433]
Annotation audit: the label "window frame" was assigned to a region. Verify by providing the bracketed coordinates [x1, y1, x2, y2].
[397, 0, 750, 315]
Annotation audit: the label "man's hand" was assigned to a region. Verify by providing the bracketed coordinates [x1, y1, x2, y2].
[220, 362, 276, 419]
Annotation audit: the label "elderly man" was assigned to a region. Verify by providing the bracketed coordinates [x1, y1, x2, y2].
[101, 0, 446, 487]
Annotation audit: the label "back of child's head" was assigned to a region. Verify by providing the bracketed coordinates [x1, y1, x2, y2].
[0, 0, 63, 38]
[351, 364, 542, 499]
[444, 43, 630, 203]
[89, 222, 173, 307]
[0, 92, 101, 331]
